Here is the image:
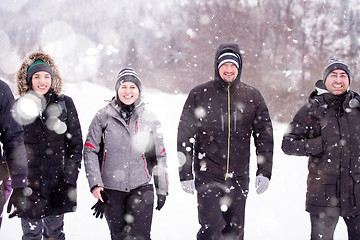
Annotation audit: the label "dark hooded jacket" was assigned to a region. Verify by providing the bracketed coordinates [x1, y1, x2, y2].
[0, 79, 27, 189]
[14, 51, 83, 219]
[177, 43, 273, 184]
[282, 81, 360, 217]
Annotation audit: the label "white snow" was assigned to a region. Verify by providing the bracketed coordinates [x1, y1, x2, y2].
[0, 82, 348, 239]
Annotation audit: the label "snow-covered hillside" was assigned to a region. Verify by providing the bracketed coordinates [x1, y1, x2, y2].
[0, 82, 348, 239]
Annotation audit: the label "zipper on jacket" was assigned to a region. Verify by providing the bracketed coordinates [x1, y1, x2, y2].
[335, 105, 347, 207]
[225, 83, 231, 180]
[133, 121, 139, 144]
[135, 121, 139, 134]
[38, 114, 52, 180]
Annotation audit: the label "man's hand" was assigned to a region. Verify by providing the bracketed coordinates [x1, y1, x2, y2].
[181, 180, 195, 194]
[255, 175, 269, 194]
[7, 188, 26, 218]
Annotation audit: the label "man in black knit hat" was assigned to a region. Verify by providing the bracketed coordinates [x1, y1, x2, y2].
[177, 43, 274, 240]
[282, 58, 360, 239]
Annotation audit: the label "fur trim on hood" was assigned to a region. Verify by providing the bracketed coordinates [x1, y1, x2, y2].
[16, 51, 62, 96]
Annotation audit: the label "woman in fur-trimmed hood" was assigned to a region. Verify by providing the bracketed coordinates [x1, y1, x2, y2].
[17, 51, 62, 96]
[14, 50, 83, 240]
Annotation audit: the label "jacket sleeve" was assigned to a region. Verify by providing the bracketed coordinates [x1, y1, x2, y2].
[63, 96, 83, 185]
[177, 89, 198, 181]
[151, 117, 168, 196]
[83, 110, 105, 191]
[281, 103, 323, 157]
[252, 91, 274, 180]
[0, 81, 28, 188]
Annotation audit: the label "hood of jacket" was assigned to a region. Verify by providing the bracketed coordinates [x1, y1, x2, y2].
[214, 43, 242, 88]
[16, 51, 62, 96]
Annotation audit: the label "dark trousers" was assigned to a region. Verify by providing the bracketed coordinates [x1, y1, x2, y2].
[104, 184, 154, 240]
[310, 213, 360, 240]
[21, 214, 65, 240]
[196, 176, 249, 240]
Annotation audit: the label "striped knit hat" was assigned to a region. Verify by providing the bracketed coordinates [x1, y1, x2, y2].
[26, 60, 53, 85]
[323, 58, 351, 84]
[115, 68, 142, 98]
[217, 51, 241, 69]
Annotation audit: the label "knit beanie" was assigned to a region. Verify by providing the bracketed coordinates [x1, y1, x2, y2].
[217, 51, 241, 69]
[115, 68, 142, 100]
[323, 58, 350, 84]
[26, 60, 53, 85]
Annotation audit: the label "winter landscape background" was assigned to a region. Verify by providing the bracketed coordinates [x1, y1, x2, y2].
[0, 0, 358, 239]
[2, 0, 360, 122]
[0, 82, 349, 239]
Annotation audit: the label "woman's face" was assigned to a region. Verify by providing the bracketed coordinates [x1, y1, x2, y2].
[31, 71, 51, 95]
[117, 82, 139, 105]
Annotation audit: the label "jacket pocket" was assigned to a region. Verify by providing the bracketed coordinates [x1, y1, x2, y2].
[100, 149, 107, 176]
[351, 174, 360, 206]
[142, 154, 150, 179]
[307, 174, 339, 207]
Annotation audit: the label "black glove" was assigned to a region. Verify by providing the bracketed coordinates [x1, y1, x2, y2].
[50, 182, 75, 209]
[155, 194, 166, 211]
[91, 191, 108, 219]
[7, 188, 26, 218]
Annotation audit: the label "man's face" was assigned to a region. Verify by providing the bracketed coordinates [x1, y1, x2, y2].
[325, 69, 349, 95]
[219, 63, 238, 83]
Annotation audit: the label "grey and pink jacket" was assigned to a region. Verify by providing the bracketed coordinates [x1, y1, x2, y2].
[84, 98, 168, 196]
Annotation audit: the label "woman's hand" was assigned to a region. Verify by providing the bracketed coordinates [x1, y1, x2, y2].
[92, 186, 105, 202]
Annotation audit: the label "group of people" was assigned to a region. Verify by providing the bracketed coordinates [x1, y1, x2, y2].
[0, 42, 359, 240]
[0, 51, 168, 240]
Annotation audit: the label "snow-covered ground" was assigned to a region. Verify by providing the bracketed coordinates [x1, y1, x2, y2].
[0, 82, 348, 239]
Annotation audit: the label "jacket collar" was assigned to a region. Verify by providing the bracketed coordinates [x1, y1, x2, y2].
[109, 98, 144, 120]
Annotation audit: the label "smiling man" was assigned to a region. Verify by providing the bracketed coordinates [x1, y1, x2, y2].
[324, 69, 350, 96]
[282, 58, 360, 240]
[177, 43, 274, 240]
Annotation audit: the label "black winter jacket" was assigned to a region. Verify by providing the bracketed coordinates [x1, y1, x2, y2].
[20, 92, 83, 218]
[0, 79, 27, 189]
[15, 51, 83, 219]
[282, 87, 360, 217]
[177, 43, 273, 183]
